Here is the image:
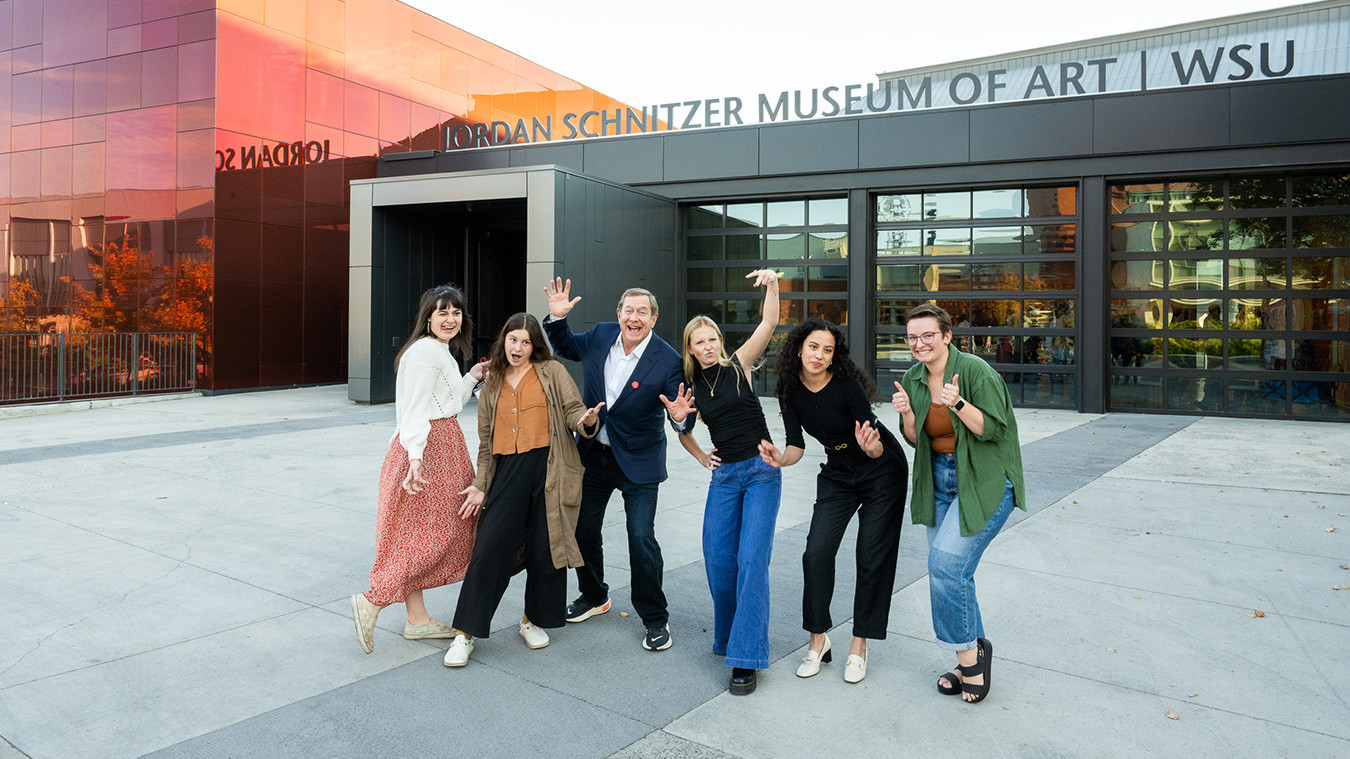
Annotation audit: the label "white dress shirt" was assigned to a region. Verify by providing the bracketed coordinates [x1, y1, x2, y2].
[597, 329, 653, 446]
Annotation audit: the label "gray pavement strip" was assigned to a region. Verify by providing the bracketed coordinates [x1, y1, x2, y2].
[0, 736, 31, 759]
[0, 413, 389, 465]
[139, 412, 1198, 759]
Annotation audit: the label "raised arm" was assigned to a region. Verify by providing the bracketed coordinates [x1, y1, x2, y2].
[732, 268, 780, 375]
[543, 277, 584, 360]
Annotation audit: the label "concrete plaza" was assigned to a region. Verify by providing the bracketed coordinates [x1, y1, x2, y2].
[1, 385, 1347, 758]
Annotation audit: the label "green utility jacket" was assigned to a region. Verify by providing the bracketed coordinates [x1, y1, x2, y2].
[899, 346, 1026, 536]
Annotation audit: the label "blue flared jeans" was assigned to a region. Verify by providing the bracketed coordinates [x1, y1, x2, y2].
[703, 455, 782, 669]
[927, 452, 1015, 652]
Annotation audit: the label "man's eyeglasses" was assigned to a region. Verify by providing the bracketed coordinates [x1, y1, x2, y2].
[905, 331, 941, 345]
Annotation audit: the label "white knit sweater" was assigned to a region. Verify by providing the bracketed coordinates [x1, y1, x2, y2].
[392, 337, 477, 460]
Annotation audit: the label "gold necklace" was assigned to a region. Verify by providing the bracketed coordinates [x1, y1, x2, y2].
[702, 364, 723, 398]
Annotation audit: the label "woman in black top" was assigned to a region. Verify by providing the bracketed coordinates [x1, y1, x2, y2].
[663, 268, 781, 696]
[759, 317, 908, 684]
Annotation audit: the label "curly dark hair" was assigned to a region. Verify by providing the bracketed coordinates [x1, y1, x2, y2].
[773, 317, 878, 401]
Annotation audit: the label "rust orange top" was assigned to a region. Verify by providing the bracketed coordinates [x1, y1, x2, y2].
[924, 401, 957, 454]
[493, 365, 550, 455]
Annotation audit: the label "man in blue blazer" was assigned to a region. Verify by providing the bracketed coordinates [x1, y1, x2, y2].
[544, 277, 693, 652]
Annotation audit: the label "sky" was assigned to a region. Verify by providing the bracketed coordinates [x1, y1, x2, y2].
[405, 0, 1300, 106]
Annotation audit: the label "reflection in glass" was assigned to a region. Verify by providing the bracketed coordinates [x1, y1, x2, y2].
[767, 200, 805, 227]
[1228, 258, 1286, 290]
[687, 237, 720, 262]
[686, 268, 722, 291]
[972, 189, 1021, 218]
[808, 266, 847, 292]
[926, 192, 971, 221]
[1111, 259, 1162, 290]
[877, 229, 921, 256]
[1167, 181, 1224, 212]
[965, 334, 1019, 363]
[1111, 378, 1164, 410]
[1289, 383, 1349, 420]
[773, 266, 806, 293]
[1168, 259, 1223, 290]
[1228, 217, 1286, 249]
[766, 233, 805, 259]
[1226, 339, 1284, 370]
[972, 226, 1023, 255]
[935, 299, 969, 325]
[689, 205, 723, 229]
[779, 299, 804, 325]
[1167, 375, 1222, 412]
[1111, 298, 1164, 329]
[1110, 221, 1156, 252]
[876, 336, 914, 362]
[724, 299, 763, 324]
[808, 232, 847, 259]
[1168, 220, 1222, 251]
[1229, 176, 1287, 209]
[972, 263, 1020, 291]
[1292, 174, 1350, 207]
[726, 235, 761, 260]
[876, 299, 921, 326]
[807, 299, 847, 324]
[726, 268, 762, 293]
[809, 198, 848, 225]
[922, 264, 969, 292]
[1291, 256, 1340, 289]
[1027, 224, 1076, 254]
[1024, 186, 1076, 217]
[1168, 298, 1224, 328]
[1024, 299, 1073, 328]
[1025, 261, 1075, 291]
[726, 203, 762, 228]
[1229, 299, 1284, 330]
[926, 228, 971, 256]
[1292, 215, 1350, 248]
[1227, 378, 1287, 415]
[688, 299, 722, 320]
[1111, 183, 1164, 214]
[1291, 340, 1345, 372]
[1291, 298, 1347, 330]
[876, 194, 921, 222]
[972, 299, 1020, 328]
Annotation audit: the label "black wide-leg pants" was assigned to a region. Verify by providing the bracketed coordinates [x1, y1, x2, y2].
[453, 447, 566, 637]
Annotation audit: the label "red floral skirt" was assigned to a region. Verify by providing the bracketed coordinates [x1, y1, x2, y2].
[365, 418, 478, 606]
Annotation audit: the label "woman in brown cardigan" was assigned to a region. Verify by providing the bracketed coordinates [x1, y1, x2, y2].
[445, 312, 602, 667]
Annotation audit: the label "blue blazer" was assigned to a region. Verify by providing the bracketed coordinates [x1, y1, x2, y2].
[545, 317, 691, 485]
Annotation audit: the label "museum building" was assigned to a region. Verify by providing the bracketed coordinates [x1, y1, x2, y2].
[2, 1, 1348, 421]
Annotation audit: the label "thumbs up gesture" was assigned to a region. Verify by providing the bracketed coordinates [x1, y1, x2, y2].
[939, 373, 961, 408]
[891, 381, 911, 415]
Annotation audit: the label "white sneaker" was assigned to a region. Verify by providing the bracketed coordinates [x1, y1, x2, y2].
[519, 621, 550, 649]
[443, 634, 473, 667]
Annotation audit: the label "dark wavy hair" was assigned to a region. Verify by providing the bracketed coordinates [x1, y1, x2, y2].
[773, 317, 878, 401]
[396, 284, 473, 369]
[483, 312, 554, 396]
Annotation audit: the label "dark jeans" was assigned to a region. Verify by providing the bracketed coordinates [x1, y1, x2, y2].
[802, 455, 906, 640]
[574, 444, 667, 627]
[453, 448, 565, 638]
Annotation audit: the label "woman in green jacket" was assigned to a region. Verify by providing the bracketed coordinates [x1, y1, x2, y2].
[892, 304, 1025, 704]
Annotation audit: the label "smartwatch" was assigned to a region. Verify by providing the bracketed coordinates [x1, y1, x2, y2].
[952, 398, 966, 411]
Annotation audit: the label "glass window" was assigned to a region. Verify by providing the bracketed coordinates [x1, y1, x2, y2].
[767, 200, 805, 227]
[1168, 181, 1224, 212]
[727, 267, 761, 293]
[808, 198, 847, 225]
[807, 266, 847, 293]
[806, 299, 847, 324]
[726, 234, 761, 260]
[1025, 223, 1075, 254]
[934, 299, 969, 325]
[1292, 215, 1350, 248]
[1226, 339, 1284, 371]
[1229, 177, 1286, 209]
[726, 203, 761, 228]
[1111, 183, 1164, 214]
[1227, 218, 1286, 250]
[971, 226, 1023, 255]
[1292, 174, 1350, 208]
[1111, 298, 1164, 329]
[877, 229, 921, 256]
[687, 299, 723, 321]
[1291, 298, 1347, 330]
[877, 194, 921, 222]
[922, 264, 969, 292]
[808, 232, 847, 259]
[773, 266, 806, 293]
[971, 263, 1020, 291]
[1110, 221, 1156, 253]
[876, 336, 913, 362]
[686, 268, 721, 292]
[926, 228, 970, 256]
[1228, 258, 1287, 290]
[1291, 340, 1345, 372]
[766, 233, 805, 259]
[1168, 259, 1223, 290]
[1168, 220, 1223, 251]
[688, 205, 723, 229]
[876, 299, 922, 327]
[1111, 260, 1163, 291]
[926, 192, 971, 221]
[1168, 298, 1223, 328]
[778, 299, 804, 325]
[973, 189, 1021, 218]
[724, 299, 763, 324]
[1025, 261, 1075, 291]
[687, 236, 720, 262]
[972, 299, 1020, 328]
[1167, 375, 1222, 412]
[1025, 186, 1076, 217]
[1227, 378, 1286, 416]
[1229, 299, 1284, 330]
[1291, 256, 1343, 289]
[1111, 378, 1164, 410]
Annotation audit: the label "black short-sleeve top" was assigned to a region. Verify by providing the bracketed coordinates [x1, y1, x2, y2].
[781, 375, 904, 473]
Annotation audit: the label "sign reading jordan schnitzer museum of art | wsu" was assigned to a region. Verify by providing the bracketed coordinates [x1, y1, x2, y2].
[444, 15, 1350, 150]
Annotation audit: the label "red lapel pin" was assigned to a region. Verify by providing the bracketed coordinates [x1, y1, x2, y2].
[631, 381, 639, 389]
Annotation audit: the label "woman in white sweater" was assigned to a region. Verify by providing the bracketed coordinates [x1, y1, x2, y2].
[351, 285, 486, 654]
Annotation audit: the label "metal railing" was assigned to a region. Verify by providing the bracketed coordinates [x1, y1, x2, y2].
[0, 332, 198, 405]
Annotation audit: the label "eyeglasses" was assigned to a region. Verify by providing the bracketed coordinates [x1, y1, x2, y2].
[905, 331, 942, 345]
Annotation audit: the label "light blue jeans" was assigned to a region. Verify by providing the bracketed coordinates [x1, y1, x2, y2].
[927, 453, 1015, 652]
[703, 455, 782, 669]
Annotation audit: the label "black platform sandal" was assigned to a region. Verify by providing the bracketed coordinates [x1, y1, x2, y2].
[938, 661, 981, 695]
[961, 638, 993, 704]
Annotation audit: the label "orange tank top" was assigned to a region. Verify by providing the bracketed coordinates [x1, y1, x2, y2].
[924, 401, 957, 454]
